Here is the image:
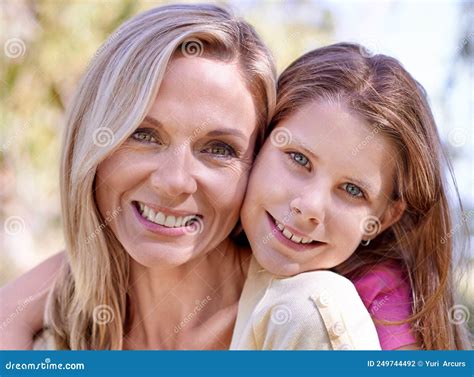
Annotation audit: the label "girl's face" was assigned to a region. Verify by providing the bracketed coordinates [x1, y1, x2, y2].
[241, 100, 405, 277]
[95, 56, 258, 268]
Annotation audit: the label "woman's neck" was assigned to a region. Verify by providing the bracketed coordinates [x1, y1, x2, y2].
[123, 239, 252, 350]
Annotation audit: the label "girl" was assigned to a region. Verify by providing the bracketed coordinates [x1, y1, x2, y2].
[231, 43, 471, 350]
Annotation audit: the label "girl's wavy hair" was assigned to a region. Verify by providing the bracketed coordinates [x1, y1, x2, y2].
[47, 3, 276, 349]
[271, 42, 471, 349]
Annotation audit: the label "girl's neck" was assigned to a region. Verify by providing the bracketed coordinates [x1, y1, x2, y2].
[123, 238, 252, 349]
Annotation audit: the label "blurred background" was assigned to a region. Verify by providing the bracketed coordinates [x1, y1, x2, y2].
[1, 0, 473, 334]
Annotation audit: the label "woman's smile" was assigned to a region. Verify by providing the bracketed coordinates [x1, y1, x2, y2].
[132, 200, 203, 236]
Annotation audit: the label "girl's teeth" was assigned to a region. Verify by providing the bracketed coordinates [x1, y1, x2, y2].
[138, 202, 198, 228]
[274, 219, 313, 245]
[291, 235, 302, 243]
[282, 228, 293, 239]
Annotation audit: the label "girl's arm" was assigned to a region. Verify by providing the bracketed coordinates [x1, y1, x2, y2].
[0, 251, 65, 349]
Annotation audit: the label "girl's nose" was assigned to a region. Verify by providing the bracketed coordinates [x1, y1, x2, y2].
[289, 184, 327, 225]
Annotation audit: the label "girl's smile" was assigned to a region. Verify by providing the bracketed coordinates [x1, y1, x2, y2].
[241, 100, 404, 277]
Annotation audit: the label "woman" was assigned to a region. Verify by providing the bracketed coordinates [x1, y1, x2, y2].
[0, 3, 276, 350]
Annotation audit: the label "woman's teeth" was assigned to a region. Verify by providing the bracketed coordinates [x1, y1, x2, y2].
[274, 219, 313, 244]
[137, 202, 199, 228]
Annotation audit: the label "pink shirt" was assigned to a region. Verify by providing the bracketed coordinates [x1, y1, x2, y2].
[352, 262, 417, 350]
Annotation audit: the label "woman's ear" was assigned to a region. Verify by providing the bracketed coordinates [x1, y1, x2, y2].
[379, 199, 406, 233]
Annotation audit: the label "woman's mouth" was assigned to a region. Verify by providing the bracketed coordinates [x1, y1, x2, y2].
[132, 201, 203, 236]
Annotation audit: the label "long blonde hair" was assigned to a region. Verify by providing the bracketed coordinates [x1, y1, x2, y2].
[48, 3, 276, 349]
[272, 43, 471, 349]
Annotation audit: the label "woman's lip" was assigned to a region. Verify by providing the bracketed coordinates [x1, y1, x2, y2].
[266, 212, 326, 252]
[133, 200, 201, 218]
[132, 202, 197, 236]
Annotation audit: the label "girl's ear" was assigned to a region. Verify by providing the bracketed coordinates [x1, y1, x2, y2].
[379, 199, 407, 233]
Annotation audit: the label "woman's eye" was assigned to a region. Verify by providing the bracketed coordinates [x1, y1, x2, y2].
[202, 142, 236, 158]
[343, 183, 364, 199]
[130, 129, 160, 144]
[288, 152, 311, 169]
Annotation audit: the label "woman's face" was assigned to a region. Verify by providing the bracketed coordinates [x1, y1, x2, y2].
[241, 100, 404, 277]
[95, 56, 258, 268]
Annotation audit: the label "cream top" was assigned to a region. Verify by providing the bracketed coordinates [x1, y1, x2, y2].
[230, 256, 381, 350]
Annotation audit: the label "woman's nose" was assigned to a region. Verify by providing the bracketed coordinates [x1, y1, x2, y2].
[150, 149, 198, 198]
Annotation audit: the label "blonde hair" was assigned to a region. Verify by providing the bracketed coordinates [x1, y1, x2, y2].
[48, 3, 276, 349]
[272, 43, 471, 349]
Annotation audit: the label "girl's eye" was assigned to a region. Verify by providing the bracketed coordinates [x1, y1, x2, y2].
[202, 142, 236, 158]
[130, 128, 160, 144]
[288, 152, 311, 169]
[343, 183, 365, 199]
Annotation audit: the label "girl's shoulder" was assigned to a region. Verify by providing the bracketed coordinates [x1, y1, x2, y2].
[351, 261, 417, 350]
[351, 260, 411, 304]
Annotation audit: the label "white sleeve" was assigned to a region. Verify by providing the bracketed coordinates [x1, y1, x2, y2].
[253, 270, 381, 350]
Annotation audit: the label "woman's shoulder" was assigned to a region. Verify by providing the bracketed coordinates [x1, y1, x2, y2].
[0, 251, 66, 350]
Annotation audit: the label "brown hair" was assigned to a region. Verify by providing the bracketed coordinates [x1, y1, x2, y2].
[272, 42, 470, 349]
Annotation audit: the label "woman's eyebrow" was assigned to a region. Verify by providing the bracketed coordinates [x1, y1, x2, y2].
[142, 116, 247, 141]
[143, 116, 162, 128]
[205, 129, 248, 141]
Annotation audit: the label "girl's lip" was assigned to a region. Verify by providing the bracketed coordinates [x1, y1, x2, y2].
[266, 212, 326, 252]
[132, 202, 199, 237]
